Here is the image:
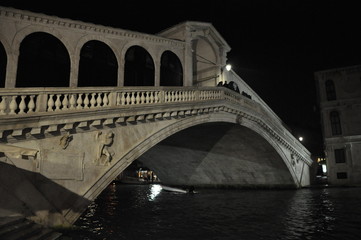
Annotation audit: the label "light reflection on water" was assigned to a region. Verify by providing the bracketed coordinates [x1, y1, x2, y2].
[61, 184, 361, 240]
[148, 184, 162, 201]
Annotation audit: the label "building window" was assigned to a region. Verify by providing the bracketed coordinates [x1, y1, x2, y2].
[337, 172, 348, 179]
[334, 148, 346, 163]
[325, 79, 336, 101]
[330, 111, 342, 135]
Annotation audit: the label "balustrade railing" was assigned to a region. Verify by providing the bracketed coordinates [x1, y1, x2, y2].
[0, 86, 309, 156]
[0, 89, 113, 115]
[0, 87, 232, 116]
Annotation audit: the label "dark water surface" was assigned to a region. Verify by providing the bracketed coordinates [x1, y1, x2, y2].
[60, 183, 361, 240]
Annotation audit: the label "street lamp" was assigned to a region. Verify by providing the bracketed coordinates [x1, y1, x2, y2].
[225, 64, 232, 71]
[298, 136, 303, 142]
[220, 63, 232, 84]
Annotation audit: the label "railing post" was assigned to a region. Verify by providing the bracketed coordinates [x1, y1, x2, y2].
[159, 90, 165, 103]
[108, 91, 117, 107]
[194, 89, 200, 101]
[35, 93, 48, 112]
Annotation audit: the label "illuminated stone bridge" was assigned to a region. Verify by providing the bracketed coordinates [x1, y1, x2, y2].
[0, 6, 312, 227]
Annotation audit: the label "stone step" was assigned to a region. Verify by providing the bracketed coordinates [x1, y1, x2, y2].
[0, 216, 25, 234]
[0, 216, 63, 240]
[27, 228, 63, 240]
[0, 217, 31, 238]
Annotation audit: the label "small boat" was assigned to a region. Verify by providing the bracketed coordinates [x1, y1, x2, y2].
[161, 185, 197, 193]
[161, 185, 188, 193]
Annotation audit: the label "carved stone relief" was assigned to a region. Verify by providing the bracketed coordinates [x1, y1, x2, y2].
[59, 132, 73, 149]
[95, 131, 115, 166]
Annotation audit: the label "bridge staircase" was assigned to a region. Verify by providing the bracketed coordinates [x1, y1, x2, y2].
[0, 216, 62, 240]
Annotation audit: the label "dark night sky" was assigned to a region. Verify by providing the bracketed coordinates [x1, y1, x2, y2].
[1, 0, 361, 155]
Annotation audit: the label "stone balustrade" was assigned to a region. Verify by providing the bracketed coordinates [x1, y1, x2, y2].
[0, 87, 233, 116]
[0, 86, 312, 165]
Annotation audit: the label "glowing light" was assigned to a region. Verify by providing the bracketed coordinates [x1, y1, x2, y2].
[322, 164, 327, 173]
[298, 137, 303, 141]
[225, 64, 232, 71]
[148, 184, 162, 201]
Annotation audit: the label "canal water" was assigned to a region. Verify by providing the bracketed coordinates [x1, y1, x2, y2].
[60, 183, 361, 240]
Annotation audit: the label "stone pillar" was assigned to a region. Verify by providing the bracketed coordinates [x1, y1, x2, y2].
[183, 26, 194, 87]
[69, 54, 79, 87]
[117, 56, 124, 87]
[154, 56, 160, 87]
[5, 51, 18, 88]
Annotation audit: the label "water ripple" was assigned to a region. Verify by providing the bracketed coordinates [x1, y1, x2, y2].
[61, 185, 361, 240]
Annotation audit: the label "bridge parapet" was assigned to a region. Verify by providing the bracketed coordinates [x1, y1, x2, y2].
[0, 87, 224, 115]
[0, 86, 311, 166]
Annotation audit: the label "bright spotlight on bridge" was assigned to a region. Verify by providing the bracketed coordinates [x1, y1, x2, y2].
[298, 136, 303, 142]
[225, 64, 232, 71]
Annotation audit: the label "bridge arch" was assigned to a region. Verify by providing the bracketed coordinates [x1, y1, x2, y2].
[137, 114, 298, 188]
[16, 32, 70, 87]
[78, 40, 118, 87]
[238, 114, 300, 185]
[83, 112, 300, 213]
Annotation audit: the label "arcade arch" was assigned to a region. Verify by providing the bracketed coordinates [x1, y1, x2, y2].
[78, 40, 118, 87]
[124, 45, 155, 86]
[160, 50, 183, 86]
[16, 32, 70, 87]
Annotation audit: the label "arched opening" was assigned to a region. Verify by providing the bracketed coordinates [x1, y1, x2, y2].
[0, 42, 6, 88]
[115, 159, 161, 184]
[16, 32, 70, 87]
[192, 38, 218, 86]
[160, 51, 183, 86]
[124, 46, 155, 86]
[78, 40, 118, 87]
[138, 122, 295, 188]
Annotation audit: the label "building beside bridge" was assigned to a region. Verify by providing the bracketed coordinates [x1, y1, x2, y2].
[315, 65, 361, 186]
[0, 6, 312, 227]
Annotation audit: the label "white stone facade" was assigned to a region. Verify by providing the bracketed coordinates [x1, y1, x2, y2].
[0, 7, 232, 88]
[0, 6, 313, 226]
[315, 65, 361, 186]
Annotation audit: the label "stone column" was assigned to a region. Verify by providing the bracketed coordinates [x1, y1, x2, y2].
[5, 51, 18, 88]
[69, 54, 79, 87]
[154, 56, 160, 87]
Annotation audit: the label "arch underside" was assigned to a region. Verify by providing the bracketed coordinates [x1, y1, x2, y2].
[138, 122, 296, 189]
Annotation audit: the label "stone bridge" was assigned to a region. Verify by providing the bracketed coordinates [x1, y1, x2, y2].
[0, 6, 312, 227]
